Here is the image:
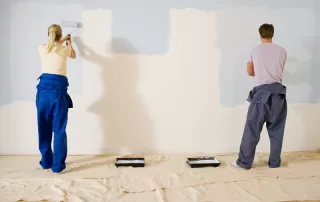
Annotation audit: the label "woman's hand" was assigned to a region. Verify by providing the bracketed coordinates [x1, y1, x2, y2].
[60, 35, 71, 44]
[66, 38, 72, 46]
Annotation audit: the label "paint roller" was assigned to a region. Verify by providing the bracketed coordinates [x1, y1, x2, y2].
[61, 20, 83, 45]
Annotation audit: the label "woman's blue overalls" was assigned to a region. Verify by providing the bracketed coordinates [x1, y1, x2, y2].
[36, 73, 73, 173]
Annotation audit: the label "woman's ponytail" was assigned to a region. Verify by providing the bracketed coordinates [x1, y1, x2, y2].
[47, 24, 62, 52]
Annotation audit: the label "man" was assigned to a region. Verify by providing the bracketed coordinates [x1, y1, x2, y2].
[232, 23, 287, 169]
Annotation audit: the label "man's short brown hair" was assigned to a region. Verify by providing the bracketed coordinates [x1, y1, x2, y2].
[259, 23, 274, 39]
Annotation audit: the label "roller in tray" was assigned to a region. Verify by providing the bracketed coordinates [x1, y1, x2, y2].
[187, 157, 221, 168]
[115, 157, 145, 167]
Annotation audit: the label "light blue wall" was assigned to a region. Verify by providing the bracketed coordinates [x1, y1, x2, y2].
[0, 0, 12, 105]
[309, 0, 320, 102]
[0, 0, 319, 106]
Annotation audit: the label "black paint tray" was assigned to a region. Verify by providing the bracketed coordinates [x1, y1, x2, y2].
[187, 157, 221, 168]
[115, 158, 145, 167]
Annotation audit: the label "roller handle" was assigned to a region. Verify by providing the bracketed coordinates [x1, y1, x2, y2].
[66, 34, 71, 45]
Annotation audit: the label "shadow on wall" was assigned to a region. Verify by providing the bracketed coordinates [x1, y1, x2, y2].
[283, 36, 320, 103]
[219, 53, 253, 107]
[74, 37, 155, 154]
[216, 38, 254, 107]
[281, 35, 320, 149]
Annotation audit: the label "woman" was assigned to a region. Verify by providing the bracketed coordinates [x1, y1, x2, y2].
[36, 24, 76, 173]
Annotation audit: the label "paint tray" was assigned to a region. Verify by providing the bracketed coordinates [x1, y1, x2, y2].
[187, 157, 221, 168]
[115, 158, 145, 167]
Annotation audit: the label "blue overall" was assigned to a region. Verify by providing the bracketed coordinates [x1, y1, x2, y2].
[236, 83, 287, 169]
[36, 73, 73, 173]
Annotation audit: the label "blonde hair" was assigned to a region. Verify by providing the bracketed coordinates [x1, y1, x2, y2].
[47, 24, 62, 52]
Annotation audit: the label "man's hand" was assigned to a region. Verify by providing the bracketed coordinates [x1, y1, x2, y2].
[247, 61, 255, 77]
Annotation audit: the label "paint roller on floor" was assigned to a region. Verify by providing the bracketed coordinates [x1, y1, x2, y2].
[61, 20, 83, 45]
